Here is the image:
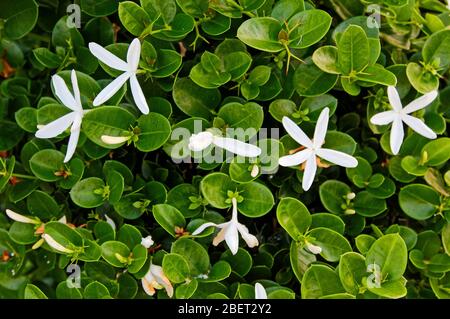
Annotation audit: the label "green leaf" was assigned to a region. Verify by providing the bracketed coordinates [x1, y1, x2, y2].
[82, 106, 136, 149]
[406, 62, 439, 94]
[308, 227, 352, 262]
[0, 120, 25, 150]
[24, 284, 48, 299]
[84, 281, 111, 299]
[422, 29, 450, 69]
[366, 234, 408, 281]
[70, 177, 106, 208]
[237, 17, 284, 52]
[152, 204, 186, 237]
[337, 25, 370, 74]
[421, 138, 450, 166]
[398, 184, 440, 220]
[81, 0, 119, 17]
[301, 264, 345, 299]
[163, 253, 191, 283]
[135, 113, 171, 152]
[29, 149, 65, 182]
[353, 191, 387, 217]
[338, 252, 367, 295]
[287, 10, 332, 49]
[237, 182, 275, 218]
[294, 59, 338, 97]
[0, 0, 38, 40]
[118, 1, 150, 36]
[101, 241, 131, 268]
[176, 0, 208, 17]
[355, 64, 397, 86]
[312, 46, 340, 74]
[56, 282, 83, 299]
[276, 197, 311, 239]
[172, 78, 220, 119]
[171, 238, 210, 276]
[319, 180, 352, 214]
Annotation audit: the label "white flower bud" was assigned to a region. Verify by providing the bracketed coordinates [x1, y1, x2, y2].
[6, 209, 40, 224]
[141, 235, 154, 248]
[306, 242, 322, 255]
[101, 135, 130, 144]
[42, 234, 75, 254]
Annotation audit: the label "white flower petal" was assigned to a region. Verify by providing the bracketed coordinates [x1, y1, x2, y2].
[403, 90, 438, 114]
[70, 70, 82, 111]
[281, 116, 313, 148]
[306, 242, 322, 254]
[42, 234, 74, 254]
[64, 115, 82, 163]
[370, 111, 396, 126]
[52, 74, 78, 111]
[213, 136, 262, 157]
[313, 107, 330, 148]
[105, 215, 116, 230]
[212, 226, 228, 246]
[255, 283, 268, 299]
[237, 223, 259, 248]
[88, 42, 129, 72]
[188, 131, 214, 152]
[390, 117, 404, 155]
[387, 86, 403, 112]
[129, 74, 149, 114]
[316, 148, 358, 168]
[5, 209, 39, 224]
[402, 114, 437, 139]
[101, 135, 130, 145]
[58, 215, 67, 224]
[141, 236, 154, 248]
[127, 38, 141, 71]
[150, 264, 174, 298]
[192, 222, 218, 236]
[141, 278, 155, 296]
[93, 72, 130, 106]
[35, 112, 75, 139]
[224, 223, 240, 255]
[278, 149, 312, 167]
[302, 156, 317, 191]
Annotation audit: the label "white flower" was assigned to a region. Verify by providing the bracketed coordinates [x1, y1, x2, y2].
[89, 38, 149, 115]
[188, 131, 261, 158]
[35, 70, 85, 163]
[5, 209, 40, 224]
[192, 197, 259, 255]
[42, 233, 75, 254]
[305, 242, 322, 255]
[141, 264, 173, 298]
[278, 107, 358, 191]
[255, 283, 268, 299]
[370, 86, 438, 155]
[141, 235, 154, 248]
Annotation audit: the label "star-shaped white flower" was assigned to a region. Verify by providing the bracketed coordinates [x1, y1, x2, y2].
[278, 107, 358, 191]
[192, 197, 259, 255]
[188, 131, 261, 158]
[89, 38, 149, 114]
[255, 283, 268, 299]
[141, 263, 173, 298]
[370, 86, 438, 155]
[35, 70, 85, 163]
